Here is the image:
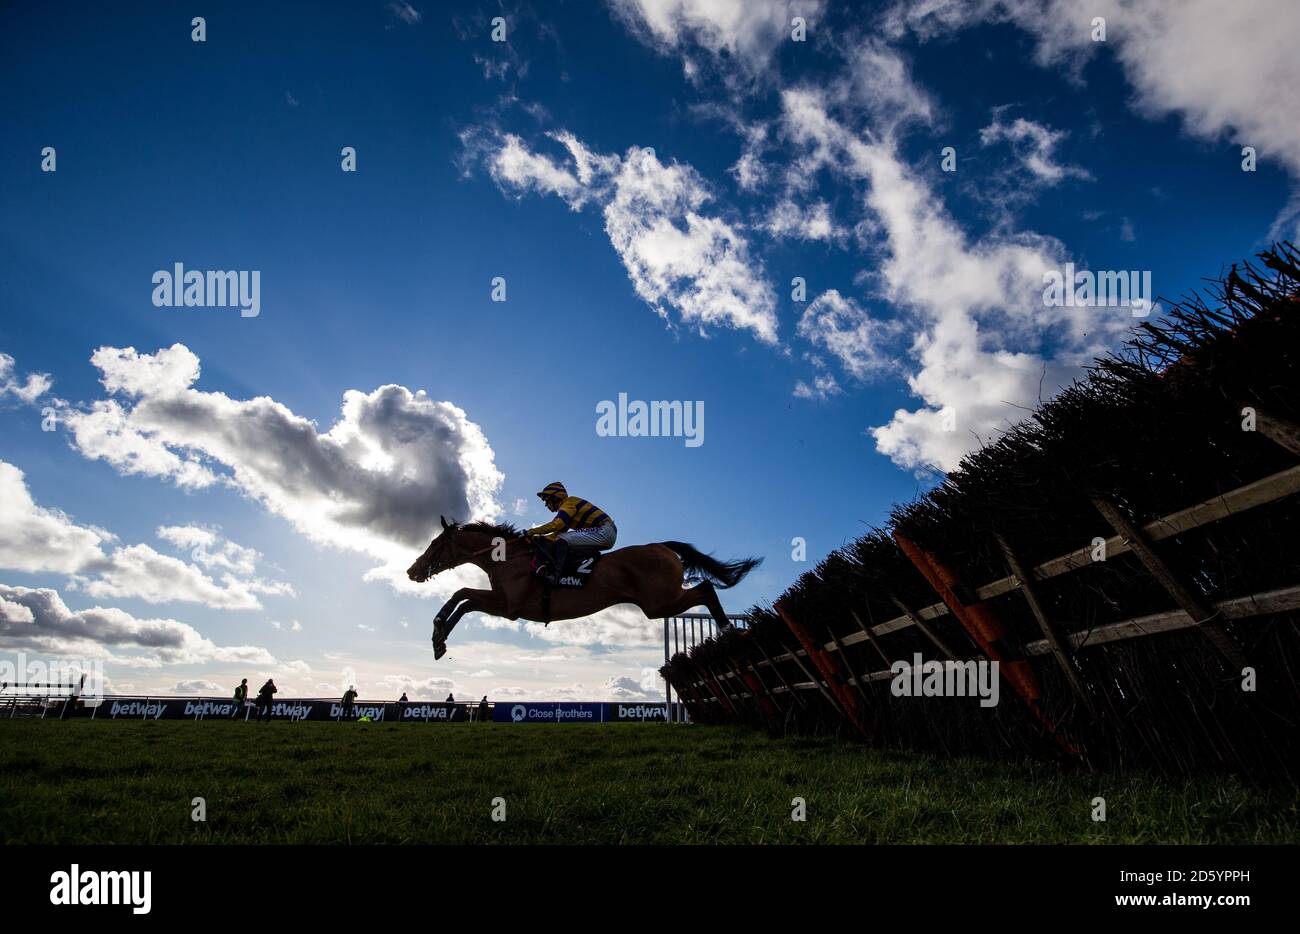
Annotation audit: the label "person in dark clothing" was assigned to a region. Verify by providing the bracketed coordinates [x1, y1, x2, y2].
[255, 678, 277, 721]
[445, 693, 455, 703]
[477, 695, 489, 722]
[341, 685, 358, 720]
[231, 678, 249, 720]
[399, 692, 408, 702]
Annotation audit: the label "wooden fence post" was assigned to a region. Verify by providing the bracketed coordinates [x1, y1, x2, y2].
[754, 642, 809, 710]
[1092, 496, 1247, 669]
[776, 604, 871, 740]
[995, 531, 1097, 717]
[1245, 404, 1300, 458]
[888, 593, 960, 660]
[850, 608, 894, 666]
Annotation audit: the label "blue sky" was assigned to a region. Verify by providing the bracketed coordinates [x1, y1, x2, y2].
[1, 0, 1296, 701]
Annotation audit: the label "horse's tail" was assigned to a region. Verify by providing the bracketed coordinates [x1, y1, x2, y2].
[661, 541, 761, 589]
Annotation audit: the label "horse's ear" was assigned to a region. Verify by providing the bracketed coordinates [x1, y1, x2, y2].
[440, 515, 449, 530]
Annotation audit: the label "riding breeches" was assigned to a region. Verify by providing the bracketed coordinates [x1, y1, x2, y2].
[558, 522, 617, 551]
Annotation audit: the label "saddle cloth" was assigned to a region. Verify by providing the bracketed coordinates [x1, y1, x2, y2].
[530, 544, 602, 589]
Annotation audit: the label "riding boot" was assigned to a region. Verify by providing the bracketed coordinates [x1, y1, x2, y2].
[545, 538, 568, 584]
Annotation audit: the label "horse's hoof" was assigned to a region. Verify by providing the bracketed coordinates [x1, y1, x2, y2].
[432, 617, 448, 660]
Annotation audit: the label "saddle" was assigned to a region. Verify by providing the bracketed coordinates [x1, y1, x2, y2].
[529, 539, 602, 589]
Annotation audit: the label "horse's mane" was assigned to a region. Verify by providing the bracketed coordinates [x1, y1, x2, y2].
[457, 520, 522, 538]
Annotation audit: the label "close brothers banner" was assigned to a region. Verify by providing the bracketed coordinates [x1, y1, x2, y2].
[493, 702, 668, 723]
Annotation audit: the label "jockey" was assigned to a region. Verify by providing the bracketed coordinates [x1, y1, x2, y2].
[523, 482, 617, 584]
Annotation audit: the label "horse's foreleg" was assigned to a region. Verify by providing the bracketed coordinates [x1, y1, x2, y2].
[444, 588, 502, 630]
[432, 589, 469, 660]
[434, 591, 467, 626]
[432, 588, 502, 660]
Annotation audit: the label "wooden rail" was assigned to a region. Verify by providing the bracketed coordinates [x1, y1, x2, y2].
[678, 462, 1300, 696]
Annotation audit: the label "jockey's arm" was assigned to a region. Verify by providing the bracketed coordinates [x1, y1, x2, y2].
[525, 505, 576, 537]
[524, 516, 565, 537]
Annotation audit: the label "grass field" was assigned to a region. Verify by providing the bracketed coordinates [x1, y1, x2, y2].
[1, 720, 1295, 844]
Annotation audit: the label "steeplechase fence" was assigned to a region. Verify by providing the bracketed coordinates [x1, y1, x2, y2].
[660, 244, 1300, 780]
[663, 613, 750, 721]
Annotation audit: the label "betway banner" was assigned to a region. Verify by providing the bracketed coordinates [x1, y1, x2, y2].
[79, 697, 664, 722]
[493, 702, 668, 723]
[606, 703, 668, 722]
[90, 698, 469, 721]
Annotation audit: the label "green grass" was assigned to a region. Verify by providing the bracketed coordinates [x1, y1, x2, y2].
[0, 720, 1294, 843]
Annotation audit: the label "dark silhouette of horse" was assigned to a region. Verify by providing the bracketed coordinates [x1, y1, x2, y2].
[407, 517, 759, 659]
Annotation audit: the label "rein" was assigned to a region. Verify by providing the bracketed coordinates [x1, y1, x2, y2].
[457, 534, 532, 563]
[420, 533, 533, 580]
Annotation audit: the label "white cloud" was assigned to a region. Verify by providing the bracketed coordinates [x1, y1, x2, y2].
[0, 353, 52, 404]
[0, 461, 109, 574]
[487, 132, 587, 205]
[0, 460, 292, 610]
[606, 147, 779, 342]
[386, 2, 422, 26]
[0, 584, 276, 665]
[834, 37, 938, 135]
[796, 290, 901, 381]
[793, 373, 841, 401]
[62, 398, 218, 489]
[889, 0, 1300, 226]
[452, 602, 663, 648]
[473, 130, 779, 343]
[376, 672, 457, 698]
[606, 0, 826, 86]
[762, 198, 844, 242]
[603, 672, 663, 700]
[979, 113, 1091, 184]
[62, 344, 504, 592]
[72, 543, 294, 610]
[778, 87, 1133, 471]
[173, 679, 224, 694]
[156, 524, 261, 576]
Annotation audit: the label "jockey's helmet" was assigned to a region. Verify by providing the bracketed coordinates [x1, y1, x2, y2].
[538, 481, 566, 508]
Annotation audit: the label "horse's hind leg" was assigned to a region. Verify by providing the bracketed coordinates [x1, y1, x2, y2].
[696, 580, 735, 631]
[648, 582, 734, 633]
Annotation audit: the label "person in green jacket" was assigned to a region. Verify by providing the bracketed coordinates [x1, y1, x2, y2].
[231, 678, 248, 720]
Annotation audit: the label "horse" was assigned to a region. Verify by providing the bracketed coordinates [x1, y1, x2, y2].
[407, 516, 760, 659]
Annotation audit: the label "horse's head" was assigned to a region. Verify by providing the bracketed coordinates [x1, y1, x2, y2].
[407, 515, 463, 583]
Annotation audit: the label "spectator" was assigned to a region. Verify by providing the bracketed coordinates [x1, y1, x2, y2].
[255, 678, 277, 721]
[341, 685, 358, 720]
[445, 692, 455, 703]
[399, 691, 408, 703]
[231, 678, 249, 720]
[477, 695, 489, 722]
